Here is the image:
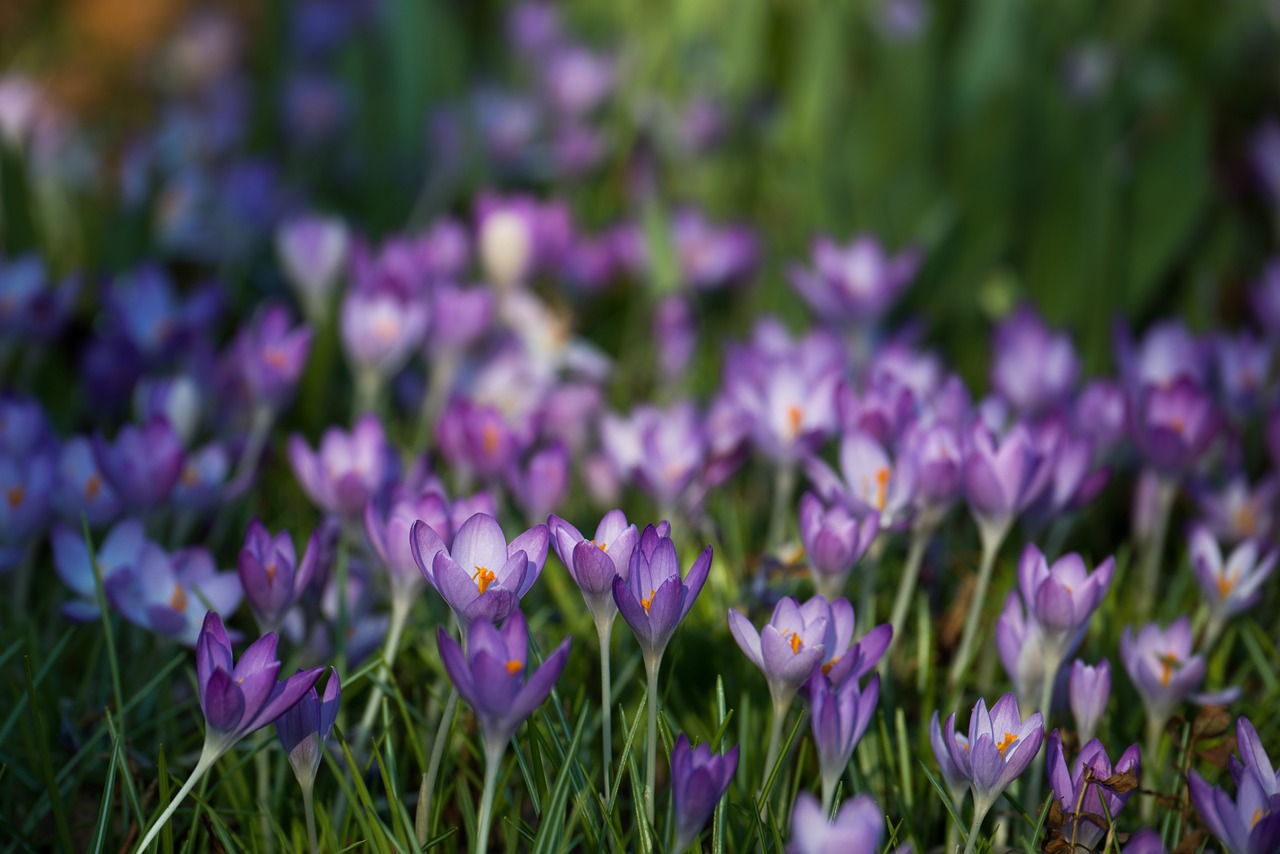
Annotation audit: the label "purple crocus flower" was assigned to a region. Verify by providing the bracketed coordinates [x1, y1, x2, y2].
[340, 279, 429, 385]
[728, 596, 831, 713]
[1195, 474, 1278, 547]
[275, 667, 340, 787]
[787, 791, 884, 854]
[930, 709, 971, 805]
[428, 283, 494, 355]
[54, 436, 120, 527]
[788, 235, 918, 327]
[106, 544, 243, 646]
[798, 492, 879, 600]
[1190, 527, 1277, 635]
[92, 417, 184, 515]
[1046, 730, 1141, 849]
[437, 609, 570, 749]
[653, 294, 697, 382]
[939, 693, 1045, 823]
[51, 519, 145, 621]
[508, 442, 569, 523]
[0, 254, 78, 342]
[411, 513, 549, 626]
[670, 208, 758, 291]
[436, 398, 521, 484]
[612, 523, 712, 664]
[0, 448, 53, 569]
[288, 415, 392, 519]
[599, 403, 707, 511]
[541, 45, 615, 116]
[134, 376, 201, 447]
[364, 490, 451, 608]
[1073, 379, 1128, 454]
[228, 302, 312, 413]
[670, 734, 739, 850]
[548, 510, 638, 626]
[1123, 830, 1169, 854]
[809, 670, 880, 811]
[806, 429, 916, 530]
[1189, 717, 1280, 854]
[171, 443, 229, 512]
[1120, 618, 1206, 726]
[835, 379, 916, 448]
[990, 305, 1080, 416]
[1069, 659, 1111, 746]
[1214, 332, 1272, 418]
[995, 590, 1049, 709]
[1252, 259, 1280, 339]
[1128, 378, 1221, 475]
[1015, 544, 1114, 654]
[1118, 319, 1208, 390]
[963, 421, 1053, 540]
[238, 519, 320, 634]
[276, 215, 350, 321]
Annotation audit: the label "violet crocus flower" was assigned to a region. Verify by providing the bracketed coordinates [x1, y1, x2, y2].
[475, 194, 569, 290]
[549, 510, 638, 627]
[364, 490, 449, 610]
[599, 402, 708, 511]
[106, 544, 243, 646]
[654, 294, 697, 382]
[810, 670, 881, 812]
[275, 667, 340, 789]
[436, 398, 521, 483]
[788, 235, 918, 328]
[612, 523, 712, 666]
[1119, 618, 1206, 728]
[51, 519, 144, 621]
[340, 279, 429, 391]
[54, 436, 120, 527]
[276, 215, 350, 322]
[133, 376, 202, 448]
[1214, 332, 1272, 419]
[939, 693, 1045, 840]
[1046, 730, 1141, 849]
[798, 492, 880, 600]
[1069, 659, 1111, 746]
[670, 734, 739, 851]
[990, 305, 1080, 415]
[228, 302, 312, 413]
[962, 421, 1052, 541]
[1190, 527, 1277, 645]
[237, 519, 320, 634]
[1128, 378, 1221, 475]
[1189, 717, 1280, 854]
[136, 612, 326, 852]
[508, 442, 569, 523]
[411, 513, 549, 626]
[0, 253, 78, 342]
[1196, 474, 1278, 547]
[92, 417, 184, 515]
[787, 791, 885, 854]
[0, 448, 53, 570]
[930, 710, 971, 806]
[288, 415, 393, 520]
[806, 429, 916, 530]
[670, 208, 758, 291]
[1015, 545, 1113, 657]
[1123, 830, 1169, 854]
[1252, 259, 1280, 339]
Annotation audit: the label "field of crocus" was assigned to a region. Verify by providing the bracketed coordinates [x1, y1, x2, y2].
[3, 1, 1280, 852]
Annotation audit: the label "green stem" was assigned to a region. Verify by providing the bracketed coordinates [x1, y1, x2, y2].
[644, 651, 665, 819]
[962, 796, 992, 854]
[421, 688, 459, 838]
[948, 519, 1011, 689]
[474, 741, 504, 854]
[225, 404, 275, 497]
[885, 523, 932, 666]
[761, 699, 787, 798]
[354, 595, 411, 747]
[301, 776, 319, 854]
[1137, 475, 1177, 622]
[415, 350, 459, 454]
[1140, 714, 1166, 824]
[1026, 651, 1062, 817]
[767, 464, 796, 553]
[136, 741, 222, 852]
[597, 618, 614, 800]
[256, 739, 273, 854]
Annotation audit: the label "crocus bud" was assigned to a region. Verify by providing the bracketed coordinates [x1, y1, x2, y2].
[670, 734, 738, 851]
[810, 671, 880, 811]
[1046, 731, 1140, 850]
[798, 491, 879, 600]
[276, 215, 350, 321]
[92, 417, 184, 515]
[1068, 659, 1110, 745]
[787, 792, 884, 854]
[274, 667, 340, 788]
[548, 510, 637, 627]
[237, 519, 320, 634]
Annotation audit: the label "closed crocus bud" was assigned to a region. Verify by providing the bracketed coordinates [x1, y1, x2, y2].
[929, 710, 971, 804]
[508, 443, 569, 523]
[728, 596, 829, 713]
[798, 491, 879, 600]
[1046, 731, 1141, 850]
[364, 491, 443, 606]
[276, 215, 350, 321]
[670, 734, 739, 851]
[939, 693, 1045, 823]
[787, 791, 884, 854]
[1127, 378, 1221, 475]
[990, 305, 1080, 416]
[548, 510, 637, 626]
[1190, 526, 1277, 630]
[230, 302, 312, 413]
[1068, 659, 1111, 745]
[1016, 544, 1114, 653]
[92, 417, 184, 515]
[1120, 618, 1205, 726]
[788, 234, 917, 326]
[237, 519, 320, 634]
[995, 591, 1047, 709]
[274, 667, 340, 788]
[288, 415, 393, 520]
[810, 671, 880, 811]
[53, 436, 120, 527]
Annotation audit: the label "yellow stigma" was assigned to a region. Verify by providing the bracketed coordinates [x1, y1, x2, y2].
[170, 584, 188, 612]
[593, 540, 608, 553]
[84, 474, 101, 500]
[821, 655, 840, 675]
[641, 588, 656, 614]
[781, 629, 802, 654]
[1217, 572, 1237, 599]
[1158, 653, 1179, 687]
[181, 465, 200, 487]
[264, 347, 290, 369]
[874, 467, 890, 511]
[481, 424, 499, 457]
[1235, 505, 1258, 537]
[6, 485, 23, 508]
[472, 566, 496, 594]
[996, 732, 1017, 759]
[786, 405, 803, 438]
[266, 563, 278, 585]
[505, 659, 523, 676]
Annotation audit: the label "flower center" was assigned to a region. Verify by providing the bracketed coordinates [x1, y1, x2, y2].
[264, 347, 290, 370]
[786, 405, 803, 439]
[505, 659, 523, 676]
[6, 485, 23, 508]
[170, 584, 188, 612]
[593, 540, 608, 553]
[1216, 571, 1237, 599]
[473, 566, 496, 593]
[481, 424, 499, 457]
[641, 588, 656, 614]
[1158, 652, 1179, 687]
[84, 474, 101, 500]
[874, 466, 890, 511]
[181, 464, 200, 487]
[996, 732, 1017, 759]
[266, 563, 278, 585]
[821, 655, 840, 675]
[1234, 504, 1257, 536]
[373, 314, 401, 342]
[781, 629, 803, 654]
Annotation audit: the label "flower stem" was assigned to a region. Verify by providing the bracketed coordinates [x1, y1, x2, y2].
[415, 350, 458, 454]
[1137, 474, 1177, 622]
[1140, 714, 1166, 824]
[596, 618, 614, 800]
[949, 519, 1011, 689]
[644, 651, 664, 820]
[301, 776, 319, 854]
[225, 404, 275, 498]
[137, 741, 221, 852]
[421, 688, 459, 840]
[767, 464, 796, 553]
[1026, 651, 1062, 817]
[962, 796, 992, 854]
[354, 595, 411, 749]
[474, 741, 504, 854]
[761, 699, 787, 798]
[885, 523, 932, 667]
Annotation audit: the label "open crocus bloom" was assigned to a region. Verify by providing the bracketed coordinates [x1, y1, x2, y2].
[941, 692, 1044, 812]
[1046, 731, 1140, 849]
[1190, 526, 1277, 622]
[412, 512, 549, 626]
[1119, 618, 1205, 725]
[728, 596, 829, 711]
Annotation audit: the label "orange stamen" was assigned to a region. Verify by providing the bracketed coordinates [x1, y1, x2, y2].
[264, 348, 290, 369]
[6, 485, 23, 508]
[266, 563, 278, 586]
[593, 540, 608, 553]
[996, 732, 1017, 759]
[505, 659, 523, 676]
[181, 465, 200, 487]
[481, 424, 499, 457]
[786, 405, 803, 438]
[1158, 653, 1178, 687]
[472, 566, 496, 594]
[84, 474, 101, 500]
[874, 467, 890, 511]
[789, 633, 802, 654]
[641, 588, 656, 614]
[821, 656, 840, 675]
[170, 585, 188, 612]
